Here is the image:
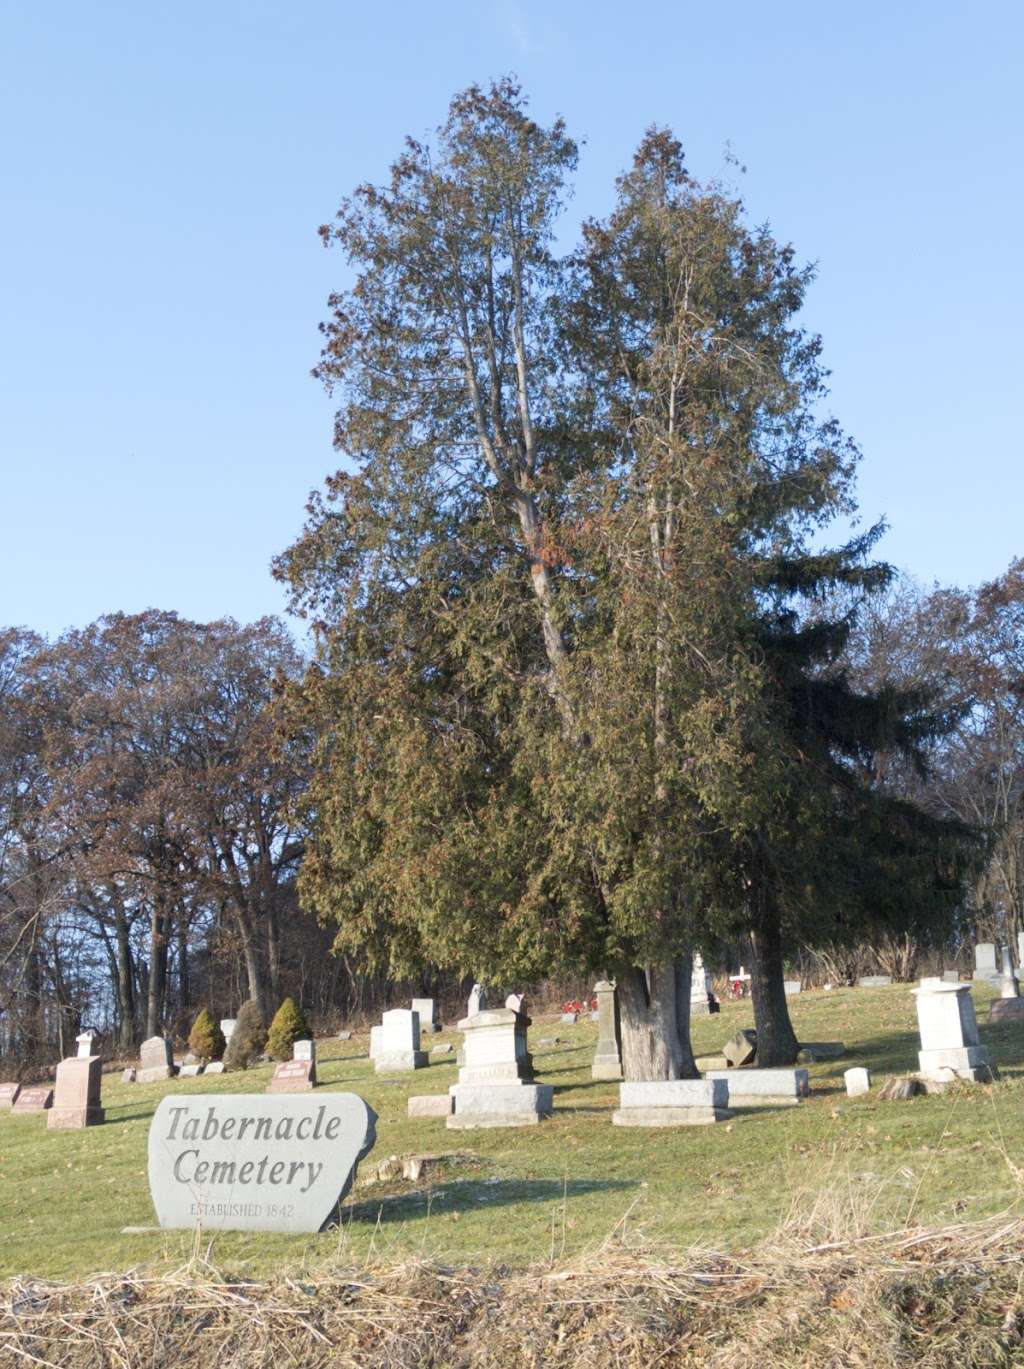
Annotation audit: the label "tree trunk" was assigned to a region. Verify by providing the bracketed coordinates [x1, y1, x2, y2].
[618, 957, 699, 1081]
[266, 896, 282, 1006]
[747, 917, 799, 1066]
[146, 897, 169, 1039]
[175, 908, 190, 1024]
[234, 905, 267, 1019]
[113, 895, 136, 1051]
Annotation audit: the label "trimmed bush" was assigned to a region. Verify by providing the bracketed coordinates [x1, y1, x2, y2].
[223, 998, 265, 1071]
[266, 997, 311, 1062]
[187, 1007, 225, 1063]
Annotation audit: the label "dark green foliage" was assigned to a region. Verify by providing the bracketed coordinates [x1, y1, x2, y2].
[265, 997, 311, 1062]
[187, 1007, 225, 1063]
[223, 999, 265, 1071]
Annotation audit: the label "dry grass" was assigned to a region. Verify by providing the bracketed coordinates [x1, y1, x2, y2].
[2, 1203, 1023, 1368]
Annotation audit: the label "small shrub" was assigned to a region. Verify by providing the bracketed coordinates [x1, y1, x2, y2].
[266, 997, 311, 1062]
[187, 1007, 225, 1063]
[223, 999, 265, 1071]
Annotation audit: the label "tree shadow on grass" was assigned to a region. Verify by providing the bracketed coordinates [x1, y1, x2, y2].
[339, 1177, 635, 1226]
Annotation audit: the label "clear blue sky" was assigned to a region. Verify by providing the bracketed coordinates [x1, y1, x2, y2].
[3, 1, 1022, 638]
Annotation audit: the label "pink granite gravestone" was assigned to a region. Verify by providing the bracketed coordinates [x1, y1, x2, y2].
[12, 1086, 53, 1113]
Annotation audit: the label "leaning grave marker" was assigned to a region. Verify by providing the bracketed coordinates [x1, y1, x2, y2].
[148, 1093, 376, 1233]
[12, 1085, 52, 1112]
[0, 1082, 21, 1110]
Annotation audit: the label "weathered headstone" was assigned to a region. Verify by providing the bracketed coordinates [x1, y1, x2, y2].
[147, 1093, 377, 1232]
[504, 992, 525, 1013]
[0, 1082, 21, 1110]
[690, 953, 716, 1015]
[913, 981, 994, 1084]
[268, 1040, 317, 1094]
[374, 1009, 426, 1073]
[879, 1075, 922, 1101]
[12, 1086, 52, 1112]
[179, 1063, 204, 1078]
[411, 997, 441, 1034]
[560, 1010, 578, 1024]
[205, 1061, 225, 1074]
[591, 980, 623, 1081]
[338, 1029, 352, 1041]
[705, 1068, 809, 1107]
[941, 970, 961, 984]
[407, 1094, 453, 1118]
[220, 1019, 237, 1045]
[857, 975, 892, 988]
[796, 1041, 845, 1063]
[448, 1001, 550, 1128]
[973, 943, 1000, 986]
[76, 1031, 96, 1059]
[138, 1036, 175, 1083]
[844, 1067, 871, 1096]
[998, 945, 1019, 999]
[723, 1029, 757, 1068]
[783, 980, 802, 996]
[613, 1079, 731, 1127]
[48, 1054, 104, 1129]
[122, 1067, 137, 1084]
[467, 984, 487, 1016]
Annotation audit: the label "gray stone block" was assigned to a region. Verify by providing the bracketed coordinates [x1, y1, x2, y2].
[706, 1068, 809, 1104]
[407, 1094, 454, 1118]
[857, 975, 893, 988]
[447, 1083, 553, 1129]
[619, 1079, 728, 1110]
[374, 1050, 428, 1073]
[722, 1030, 757, 1067]
[844, 1067, 871, 1096]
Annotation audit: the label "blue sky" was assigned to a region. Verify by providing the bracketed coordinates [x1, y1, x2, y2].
[2, 1, 1022, 637]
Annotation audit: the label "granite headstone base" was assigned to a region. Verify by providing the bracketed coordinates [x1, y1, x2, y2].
[613, 1079, 730, 1127]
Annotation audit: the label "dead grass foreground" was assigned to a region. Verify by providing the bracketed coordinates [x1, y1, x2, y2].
[2, 1214, 1023, 1369]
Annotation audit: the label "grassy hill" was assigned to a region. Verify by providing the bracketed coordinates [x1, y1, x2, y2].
[1, 983, 1022, 1281]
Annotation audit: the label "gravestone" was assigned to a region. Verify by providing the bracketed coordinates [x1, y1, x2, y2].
[0, 1082, 21, 1110]
[267, 1040, 317, 1094]
[12, 1086, 52, 1112]
[179, 1063, 204, 1078]
[48, 1054, 104, 1129]
[783, 980, 802, 996]
[504, 992, 525, 1013]
[374, 1009, 426, 1073]
[448, 1001, 550, 1128]
[613, 1078, 731, 1127]
[941, 970, 961, 984]
[467, 984, 487, 1016]
[973, 943, 1000, 986]
[411, 998, 441, 1034]
[205, 1061, 225, 1075]
[857, 975, 892, 988]
[138, 1036, 175, 1083]
[998, 945, 1019, 999]
[76, 1031, 96, 1059]
[147, 1093, 377, 1233]
[591, 980, 623, 1081]
[844, 1067, 871, 1096]
[560, 1011, 578, 1024]
[122, 1068, 137, 1084]
[407, 1094, 454, 1118]
[220, 1019, 237, 1045]
[705, 1068, 810, 1107]
[913, 981, 994, 1084]
[338, 1029, 352, 1041]
[797, 1041, 845, 1063]
[690, 953, 716, 1015]
[723, 1029, 757, 1068]
[369, 1025, 383, 1060]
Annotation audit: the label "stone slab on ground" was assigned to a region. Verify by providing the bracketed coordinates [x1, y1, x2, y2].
[694, 1055, 729, 1072]
[266, 1060, 316, 1093]
[613, 1078, 730, 1127]
[706, 1068, 809, 1106]
[989, 998, 1024, 1022]
[0, 1082, 21, 1109]
[447, 1083, 553, 1129]
[12, 1086, 52, 1112]
[147, 1092, 377, 1233]
[797, 1042, 845, 1063]
[857, 975, 892, 988]
[783, 981, 802, 995]
[407, 1094, 454, 1118]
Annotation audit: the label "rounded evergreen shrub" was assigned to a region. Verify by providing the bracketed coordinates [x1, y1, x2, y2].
[187, 1007, 226, 1063]
[223, 998, 266, 1071]
[266, 997, 311, 1062]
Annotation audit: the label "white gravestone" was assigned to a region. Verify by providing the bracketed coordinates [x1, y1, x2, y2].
[294, 1039, 316, 1062]
[411, 997, 441, 1033]
[973, 943, 1000, 986]
[913, 981, 994, 1083]
[448, 1003, 549, 1128]
[148, 1094, 376, 1233]
[613, 1079, 731, 1127]
[374, 1009, 426, 1073]
[220, 1019, 237, 1045]
[76, 1031, 96, 1059]
[705, 1068, 810, 1106]
[690, 954, 715, 1015]
[783, 981, 802, 996]
[591, 980, 623, 1081]
[844, 1067, 871, 1096]
[467, 984, 487, 1016]
[998, 946, 1019, 998]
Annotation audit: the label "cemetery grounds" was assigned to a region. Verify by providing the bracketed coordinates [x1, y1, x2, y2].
[1, 982, 1023, 1366]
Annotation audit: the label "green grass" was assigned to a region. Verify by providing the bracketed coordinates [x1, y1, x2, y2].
[1, 983, 1022, 1280]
